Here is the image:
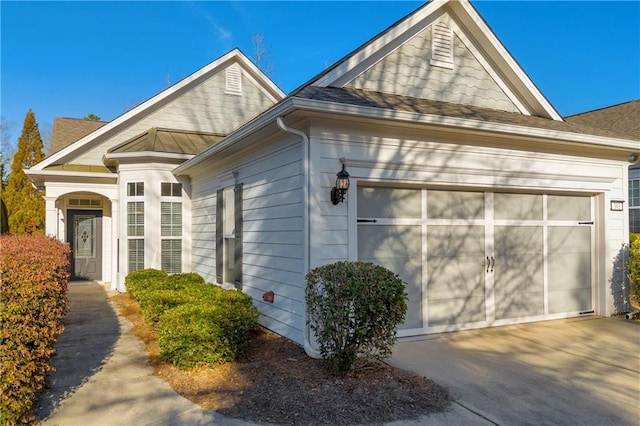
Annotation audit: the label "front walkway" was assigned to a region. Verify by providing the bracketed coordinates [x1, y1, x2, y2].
[33, 281, 255, 426]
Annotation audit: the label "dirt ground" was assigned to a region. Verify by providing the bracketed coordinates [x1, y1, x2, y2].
[111, 293, 452, 426]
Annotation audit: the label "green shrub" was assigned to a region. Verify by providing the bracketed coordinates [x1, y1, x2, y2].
[125, 269, 168, 300]
[629, 235, 640, 307]
[157, 294, 259, 368]
[306, 261, 407, 374]
[1, 235, 70, 425]
[137, 290, 193, 326]
[167, 272, 206, 287]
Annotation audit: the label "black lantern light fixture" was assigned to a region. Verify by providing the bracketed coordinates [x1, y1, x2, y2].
[330, 163, 350, 205]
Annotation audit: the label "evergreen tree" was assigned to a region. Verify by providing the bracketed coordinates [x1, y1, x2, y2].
[3, 109, 45, 234]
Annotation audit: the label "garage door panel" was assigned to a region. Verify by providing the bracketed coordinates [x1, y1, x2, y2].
[548, 288, 591, 313]
[495, 226, 542, 255]
[549, 226, 591, 253]
[427, 190, 484, 220]
[357, 187, 421, 218]
[428, 257, 485, 299]
[494, 255, 543, 292]
[494, 193, 543, 220]
[495, 291, 544, 319]
[403, 300, 423, 329]
[428, 296, 486, 326]
[547, 195, 591, 221]
[427, 225, 485, 257]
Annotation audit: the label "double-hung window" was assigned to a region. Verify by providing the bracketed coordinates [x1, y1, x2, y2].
[127, 182, 144, 273]
[630, 179, 640, 233]
[216, 184, 243, 288]
[161, 182, 182, 274]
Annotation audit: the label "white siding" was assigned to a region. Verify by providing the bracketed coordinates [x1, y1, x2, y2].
[190, 141, 306, 344]
[309, 120, 629, 318]
[74, 71, 276, 165]
[347, 20, 519, 113]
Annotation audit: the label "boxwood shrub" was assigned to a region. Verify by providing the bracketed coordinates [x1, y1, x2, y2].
[157, 297, 259, 368]
[124, 269, 259, 368]
[306, 261, 407, 374]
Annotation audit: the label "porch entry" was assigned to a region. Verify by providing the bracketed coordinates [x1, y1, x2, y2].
[67, 210, 103, 280]
[357, 187, 594, 336]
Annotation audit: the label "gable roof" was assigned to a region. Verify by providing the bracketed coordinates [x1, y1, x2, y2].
[564, 99, 640, 140]
[296, 86, 640, 141]
[49, 117, 108, 154]
[30, 48, 285, 171]
[291, 0, 562, 120]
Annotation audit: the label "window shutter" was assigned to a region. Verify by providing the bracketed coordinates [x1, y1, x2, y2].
[216, 189, 224, 284]
[234, 183, 243, 290]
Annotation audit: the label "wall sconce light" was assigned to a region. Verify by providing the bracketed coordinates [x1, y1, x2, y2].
[330, 164, 350, 205]
[610, 200, 625, 211]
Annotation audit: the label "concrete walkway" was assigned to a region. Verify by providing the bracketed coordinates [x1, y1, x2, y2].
[32, 281, 478, 426]
[390, 317, 640, 426]
[33, 281, 256, 426]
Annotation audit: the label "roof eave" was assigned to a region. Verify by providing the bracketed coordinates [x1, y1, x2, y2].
[103, 151, 195, 166]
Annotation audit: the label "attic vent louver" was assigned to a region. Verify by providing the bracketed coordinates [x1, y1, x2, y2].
[430, 20, 454, 70]
[225, 64, 242, 95]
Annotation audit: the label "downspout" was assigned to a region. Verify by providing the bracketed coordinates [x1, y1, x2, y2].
[276, 116, 322, 359]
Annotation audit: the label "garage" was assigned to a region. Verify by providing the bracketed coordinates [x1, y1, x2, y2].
[357, 186, 594, 336]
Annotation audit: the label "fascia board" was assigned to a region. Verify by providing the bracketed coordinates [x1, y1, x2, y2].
[33, 49, 254, 170]
[313, 0, 445, 88]
[103, 151, 194, 165]
[235, 54, 286, 102]
[177, 96, 638, 178]
[288, 98, 640, 152]
[451, 1, 562, 121]
[25, 169, 117, 188]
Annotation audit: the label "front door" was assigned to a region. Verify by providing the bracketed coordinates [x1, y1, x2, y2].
[67, 210, 102, 280]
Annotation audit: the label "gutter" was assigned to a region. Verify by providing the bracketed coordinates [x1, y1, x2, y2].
[275, 116, 322, 359]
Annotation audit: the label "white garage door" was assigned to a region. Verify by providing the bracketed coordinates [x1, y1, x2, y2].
[357, 187, 594, 336]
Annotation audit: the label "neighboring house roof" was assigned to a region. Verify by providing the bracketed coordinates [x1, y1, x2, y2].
[296, 86, 640, 141]
[49, 117, 108, 154]
[564, 99, 640, 141]
[107, 128, 225, 154]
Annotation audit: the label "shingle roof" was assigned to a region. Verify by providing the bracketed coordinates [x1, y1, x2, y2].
[49, 117, 108, 154]
[107, 128, 225, 155]
[295, 87, 640, 141]
[564, 99, 640, 141]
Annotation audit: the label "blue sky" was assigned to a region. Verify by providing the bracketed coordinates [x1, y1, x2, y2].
[1, 1, 639, 151]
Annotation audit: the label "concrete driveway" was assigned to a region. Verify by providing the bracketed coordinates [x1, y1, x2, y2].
[390, 317, 640, 426]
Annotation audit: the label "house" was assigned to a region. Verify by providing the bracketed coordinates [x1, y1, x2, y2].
[26, 49, 285, 284]
[564, 99, 640, 233]
[28, 0, 639, 358]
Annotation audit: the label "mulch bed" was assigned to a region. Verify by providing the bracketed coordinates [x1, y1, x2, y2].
[111, 293, 452, 425]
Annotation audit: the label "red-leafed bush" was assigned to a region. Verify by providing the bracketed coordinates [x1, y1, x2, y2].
[0, 235, 70, 425]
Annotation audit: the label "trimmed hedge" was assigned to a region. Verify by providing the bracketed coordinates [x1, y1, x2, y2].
[1, 235, 70, 425]
[306, 261, 407, 374]
[124, 269, 259, 368]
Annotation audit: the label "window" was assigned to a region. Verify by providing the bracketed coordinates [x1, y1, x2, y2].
[127, 182, 144, 197]
[216, 184, 243, 288]
[127, 182, 144, 273]
[161, 182, 182, 197]
[630, 179, 640, 233]
[69, 198, 101, 207]
[161, 182, 182, 274]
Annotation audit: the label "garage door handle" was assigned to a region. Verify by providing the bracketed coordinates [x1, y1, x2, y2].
[490, 256, 495, 272]
[486, 256, 491, 273]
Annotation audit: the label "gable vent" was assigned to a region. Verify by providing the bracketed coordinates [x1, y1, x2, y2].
[430, 20, 454, 69]
[225, 64, 242, 95]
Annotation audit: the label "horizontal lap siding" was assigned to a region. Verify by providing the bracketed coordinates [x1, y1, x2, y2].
[190, 141, 305, 344]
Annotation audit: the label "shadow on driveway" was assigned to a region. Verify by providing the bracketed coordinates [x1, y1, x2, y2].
[33, 281, 120, 420]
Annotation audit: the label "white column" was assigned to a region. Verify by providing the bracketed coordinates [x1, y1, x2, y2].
[110, 198, 122, 292]
[44, 196, 59, 239]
